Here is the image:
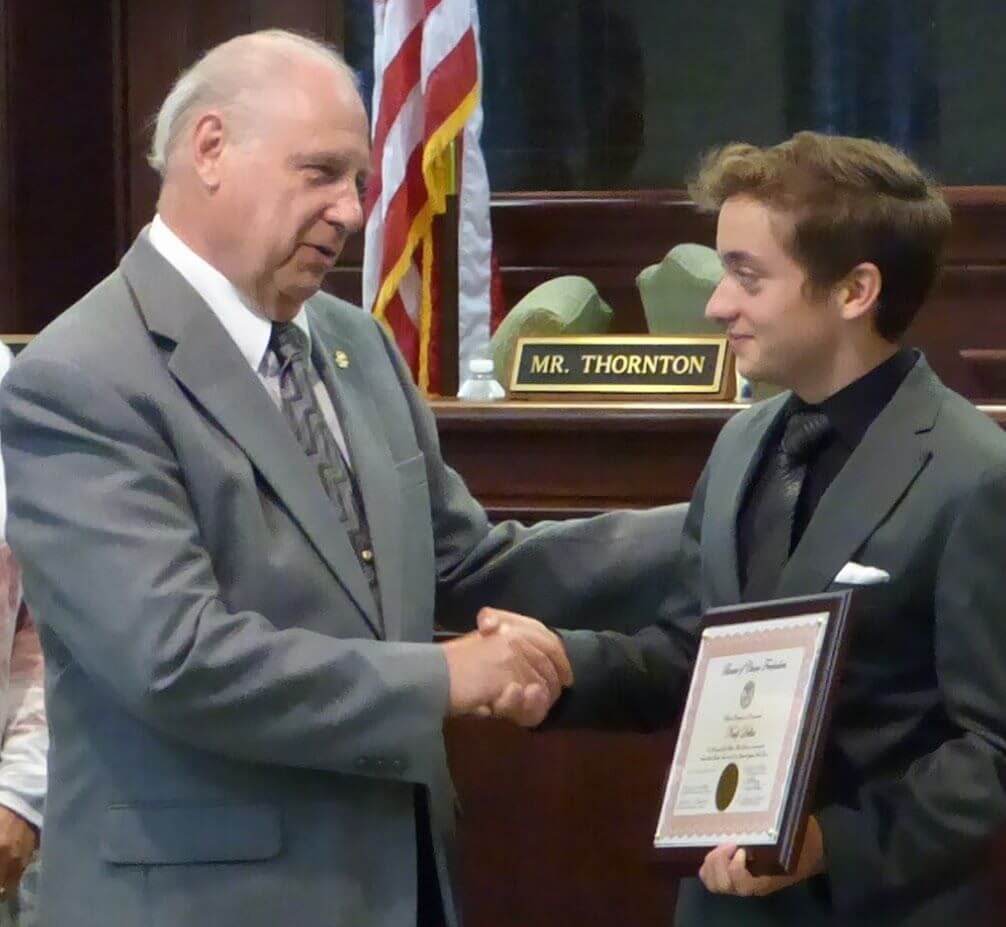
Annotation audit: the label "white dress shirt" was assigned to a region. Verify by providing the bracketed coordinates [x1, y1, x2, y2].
[148, 215, 350, 462]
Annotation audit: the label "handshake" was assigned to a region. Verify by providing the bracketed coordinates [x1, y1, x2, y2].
[441, 608, 573, 728]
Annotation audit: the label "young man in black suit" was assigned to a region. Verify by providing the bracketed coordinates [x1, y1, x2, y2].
[495, 132, 1006, 925]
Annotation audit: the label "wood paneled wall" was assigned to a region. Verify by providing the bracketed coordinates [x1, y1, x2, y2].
[0, 1, 119, 331]
[0, 0, 345, 331]
[1, 8, 10, 316]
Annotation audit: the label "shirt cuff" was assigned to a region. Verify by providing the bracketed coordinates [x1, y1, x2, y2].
[0, 791, 42, 831]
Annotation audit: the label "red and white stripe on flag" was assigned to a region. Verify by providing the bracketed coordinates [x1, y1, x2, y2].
[363, 0, 496, 395]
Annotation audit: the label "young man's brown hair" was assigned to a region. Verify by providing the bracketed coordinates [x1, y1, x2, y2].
[688, 131, 952, 341]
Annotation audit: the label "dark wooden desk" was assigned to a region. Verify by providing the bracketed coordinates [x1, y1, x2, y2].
[444, 718, 680, 927]
[434, 400, 741, 521]
[434, 400, 1006, 927]
[435, 399, 1006, 520]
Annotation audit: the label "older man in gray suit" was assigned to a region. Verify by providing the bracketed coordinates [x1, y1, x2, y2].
[0, 29, 606, 927]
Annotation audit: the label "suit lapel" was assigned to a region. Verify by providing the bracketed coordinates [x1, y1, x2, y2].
[120, 233, 382, 638]
[776, 359, 941, 597]
[704, 395, 789, 604]
[307, 310, 405, 642]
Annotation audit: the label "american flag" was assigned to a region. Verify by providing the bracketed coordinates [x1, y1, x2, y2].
[362, 0, 496, 396]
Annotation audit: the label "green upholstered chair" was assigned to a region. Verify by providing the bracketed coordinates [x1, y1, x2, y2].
[490, 276, 614, 389]
[637, 243, 781, 401]
[637, 242, 724, 336]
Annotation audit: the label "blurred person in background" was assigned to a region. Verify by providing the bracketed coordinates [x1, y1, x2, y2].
[0, 342, 46, 927]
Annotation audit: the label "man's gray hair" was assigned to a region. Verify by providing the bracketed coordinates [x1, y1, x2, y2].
[147, 29, 358, 177]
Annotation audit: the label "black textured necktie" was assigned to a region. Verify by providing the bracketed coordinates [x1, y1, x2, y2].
[742, 409, 832, 601]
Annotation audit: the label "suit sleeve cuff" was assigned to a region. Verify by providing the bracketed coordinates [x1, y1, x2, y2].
[541, 629, 612, 727]
[817, 803, 882, 913]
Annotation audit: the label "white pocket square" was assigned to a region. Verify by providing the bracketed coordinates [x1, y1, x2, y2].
[834, 561, 890, 586]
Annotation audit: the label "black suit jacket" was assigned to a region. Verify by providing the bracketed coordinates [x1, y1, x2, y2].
[554, 358, 1006, 926]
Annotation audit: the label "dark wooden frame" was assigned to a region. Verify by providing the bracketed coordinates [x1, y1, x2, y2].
[655, 590, 852, 876]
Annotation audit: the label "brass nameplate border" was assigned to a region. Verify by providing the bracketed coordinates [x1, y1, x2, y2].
[509, 336, 731, 399]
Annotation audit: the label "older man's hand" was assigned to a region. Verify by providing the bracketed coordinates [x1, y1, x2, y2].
[0, 806, 37, 898]
[698, 816, 825, 898]
[442, 607, 572, 724]
[473, 607, 573, 727]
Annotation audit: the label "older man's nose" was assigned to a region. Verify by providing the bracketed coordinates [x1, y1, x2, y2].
[326, 188, 364, 234]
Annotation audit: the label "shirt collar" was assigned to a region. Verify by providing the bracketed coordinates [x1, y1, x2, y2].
[148, 214, 311, 373]
[790, 346, 918, 449]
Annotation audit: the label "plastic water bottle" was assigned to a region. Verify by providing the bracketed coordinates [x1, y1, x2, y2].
[457, 357, 506, 400]
[736, 372, 754, 401]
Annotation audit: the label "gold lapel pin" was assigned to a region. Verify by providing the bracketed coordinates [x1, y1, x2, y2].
[334, 350, 350, 369]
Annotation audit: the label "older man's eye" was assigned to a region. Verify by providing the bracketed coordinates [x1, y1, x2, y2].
[305, 165, 334, 184]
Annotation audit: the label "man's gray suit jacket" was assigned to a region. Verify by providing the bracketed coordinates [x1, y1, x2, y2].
[0, 233, 674, 927]
[553, 358, 1006, 926]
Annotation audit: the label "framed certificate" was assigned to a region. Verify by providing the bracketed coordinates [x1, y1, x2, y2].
[654, 591, 852, 875]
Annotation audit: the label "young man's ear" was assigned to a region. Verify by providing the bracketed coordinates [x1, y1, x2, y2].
[836, 263, 882, 322]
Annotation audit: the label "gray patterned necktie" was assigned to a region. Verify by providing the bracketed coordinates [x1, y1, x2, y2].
[269, 323, 381, 618]
[742, 409, 832, 601]
[270, 323, 355, 509]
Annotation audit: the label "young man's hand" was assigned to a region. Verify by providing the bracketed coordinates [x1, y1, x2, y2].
[699, 815, 824, 897]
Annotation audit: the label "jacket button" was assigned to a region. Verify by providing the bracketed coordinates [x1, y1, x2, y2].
[360, 548, 374, 563]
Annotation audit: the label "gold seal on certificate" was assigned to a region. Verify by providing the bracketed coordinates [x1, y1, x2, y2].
[654, 591, 852, 875]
